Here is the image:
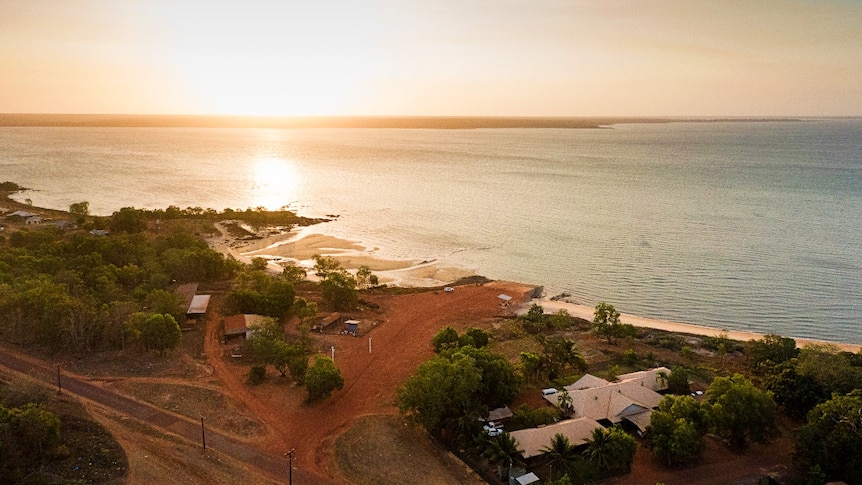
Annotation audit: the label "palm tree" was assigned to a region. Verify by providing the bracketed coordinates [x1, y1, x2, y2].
[557, 390, 574, 418]
[656, 370, 669, 389]
[584, 425, 637, 473]
[483, 432, 520, 479]
[583, 427, 614, 471]
[541, 433, 578, 479]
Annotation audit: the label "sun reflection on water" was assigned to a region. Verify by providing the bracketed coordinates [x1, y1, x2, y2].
[250, 157, 299, 210]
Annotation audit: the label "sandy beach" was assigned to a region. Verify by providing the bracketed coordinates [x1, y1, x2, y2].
[208, 223, 478, 287]
[526, 299, 861, 353]
[208, 223, 860, 353]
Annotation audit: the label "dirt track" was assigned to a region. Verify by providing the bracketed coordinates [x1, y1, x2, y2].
[0, 345, 296, 483]
[204, 281, 535, 483]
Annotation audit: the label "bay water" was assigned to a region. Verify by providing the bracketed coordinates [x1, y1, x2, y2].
[1, 120, 860, 344]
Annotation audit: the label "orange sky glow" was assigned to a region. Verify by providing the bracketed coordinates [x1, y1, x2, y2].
[1, 0, 860, 117]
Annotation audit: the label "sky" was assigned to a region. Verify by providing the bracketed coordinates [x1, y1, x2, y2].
[1, 0, 860, 117]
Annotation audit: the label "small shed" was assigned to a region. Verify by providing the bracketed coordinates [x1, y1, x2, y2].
[317, 312, 341, 332]
[513, 472, 540, 485]
[187, 294, 211, 318]
[487, 405, 513, 422]
[345, 320, 360, 336]
[498, 294, 513, 308]
[223, 314, 266, 340]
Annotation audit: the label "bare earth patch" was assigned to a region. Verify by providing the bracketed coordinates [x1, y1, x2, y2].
[107, 380, 266, 439]
[334, 414, 484, 485]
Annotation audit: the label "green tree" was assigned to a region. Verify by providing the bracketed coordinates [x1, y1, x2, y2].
[557, 390, 574, 418]
[285, 346, 309, 384]
[293, 297, 318, 334]
[305, 356, 344, 402]
[312, 254, 342, 278]
[764, 360, 827, 418]
[646, 395, 710, 466]
[746, 334, 799, 374]
[144, 288, 185, 323]
[522, 303, 547, 332]
[510, 403, 561, 429]
[548, 309, 576, 330]
[796, 344, 862, 396]
[228, 269, 296, 317]
[0, 403, 62, 480]
[356, 265, 372, 289]
[646, 411, 704, 466]
[539, 335, 587, 380]
[519, 351, 543, 382]
[110, 207, 147, 233]
[592, 302, 635, 344]
[432, 326, 460, 353]
[320, 270, 358, 311]
[268, 341, 297, 378]
[795, 391, 862, 485]
[250, 256, 268, 272]
[667, 366, 691, 395]
[397, 352, 483, 438]
[68, 200, 90, 224]
[132, 313, 182, 356]
[459, 327, 490, 349]
[446, 345, 521, 409]
[281, 262, 307, 282]
[248, 365, 266, 384]
[707, 374, 777, 449]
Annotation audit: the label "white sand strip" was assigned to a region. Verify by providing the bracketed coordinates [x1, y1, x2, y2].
[531, 299, 861, 353]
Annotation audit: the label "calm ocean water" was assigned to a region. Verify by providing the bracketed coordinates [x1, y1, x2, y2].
[1, 120, 860, 344]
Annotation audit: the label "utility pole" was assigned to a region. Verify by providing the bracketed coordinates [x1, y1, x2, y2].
[331, 345, 335, 362]
[368, 336, 372, 353]
[285, 448, 295, 485]
[56, 364, 61, 394]
[200, 416, 206, 450]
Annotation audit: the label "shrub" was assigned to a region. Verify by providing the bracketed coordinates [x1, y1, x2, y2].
[248, 365, 267, 385]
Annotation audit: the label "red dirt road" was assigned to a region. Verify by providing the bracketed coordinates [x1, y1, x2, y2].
[205, 281, 535, 483]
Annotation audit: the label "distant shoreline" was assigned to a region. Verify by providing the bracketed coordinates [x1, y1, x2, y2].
[0, 113, 819, 129]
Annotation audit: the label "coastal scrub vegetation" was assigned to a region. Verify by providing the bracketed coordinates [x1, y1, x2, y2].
[398, 327, 519, 446]
[0, 378, 127, 484]
[108, 204, 327, 230]
[0, 196, 333, 356]
[0, 224, 238, 353]
[795, 390, 862, 484]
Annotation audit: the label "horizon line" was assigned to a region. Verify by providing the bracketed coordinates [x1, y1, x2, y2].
[1, 113, 856, 129]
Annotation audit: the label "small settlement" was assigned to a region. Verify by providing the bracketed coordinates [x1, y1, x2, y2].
[506, 367, 671, 464]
